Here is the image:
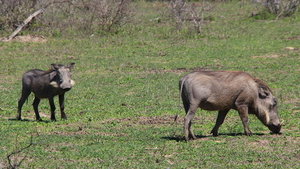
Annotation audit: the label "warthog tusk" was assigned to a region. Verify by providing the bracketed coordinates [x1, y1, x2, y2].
[279, 119, 284, 126]
[71, 80, 76, 86]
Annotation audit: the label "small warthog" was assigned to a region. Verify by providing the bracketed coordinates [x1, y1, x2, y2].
[17, 63, 75, 121]
[179, 71, 282, 141]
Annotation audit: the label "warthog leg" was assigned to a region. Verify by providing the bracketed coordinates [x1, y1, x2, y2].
[211, 109, 230, 136]
[48, 97, 56, 121]
[33, 97, 42, 121]
[237, 105, 252, 136]
[59, 94, 67, 120]
[17, 89, 31, 120]
[184, 104, 198, 141]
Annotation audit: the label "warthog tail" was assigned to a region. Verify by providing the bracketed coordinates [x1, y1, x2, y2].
[174, 76, 189, 123]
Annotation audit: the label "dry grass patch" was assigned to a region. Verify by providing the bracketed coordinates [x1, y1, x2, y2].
[250, 54, 279, 58]
[11, 35, 47, 43]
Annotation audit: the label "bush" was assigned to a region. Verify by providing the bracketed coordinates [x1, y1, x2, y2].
[260, 0, 299, 19]
[251, 8, 276, 20]
[0, 0, 38, 32]
[0, 0, 134, 37]
[165, 0, 214, 35]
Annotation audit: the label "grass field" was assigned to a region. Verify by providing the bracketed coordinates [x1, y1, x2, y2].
[1, 1, 300, 168]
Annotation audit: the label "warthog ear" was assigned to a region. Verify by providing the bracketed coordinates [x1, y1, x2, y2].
[68, 63, 75, 69]
[50, 64, 59, 70]
[258, 86, 270, 99]
[49, 70, 57, 80]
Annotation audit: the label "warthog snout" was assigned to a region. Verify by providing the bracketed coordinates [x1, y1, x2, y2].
[268, 120, 283, 134]
[268, 124, 281, 134]
[60, 80, 75, 91]
[62, 87, 71, 91]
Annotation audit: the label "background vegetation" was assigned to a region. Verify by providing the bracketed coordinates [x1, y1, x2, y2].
[1, 0, 300, 168]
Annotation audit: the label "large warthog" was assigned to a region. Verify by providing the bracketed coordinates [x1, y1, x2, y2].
[17, 63, 75, 121]
[179, 71, 282, 141]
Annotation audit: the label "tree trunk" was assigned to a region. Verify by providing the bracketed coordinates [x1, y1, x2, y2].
[2, 8, 45, 42]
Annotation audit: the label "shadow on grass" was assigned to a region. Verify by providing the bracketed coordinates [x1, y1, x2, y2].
[161, 135, 211, 142]
[8, 118, 52, 123]
[217, 132, 265, 136]
[218, 132, 283, 136]
[161, 132, 266, 142]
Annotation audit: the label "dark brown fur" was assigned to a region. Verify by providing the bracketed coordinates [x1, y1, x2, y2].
[17, 63, 75, 121]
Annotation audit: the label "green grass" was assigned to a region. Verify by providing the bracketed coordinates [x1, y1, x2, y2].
[1, 1, 300, 168]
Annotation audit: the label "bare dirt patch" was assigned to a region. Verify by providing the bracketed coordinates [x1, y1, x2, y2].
[284, 36, 300, 40]
[250, 54, 279, 59]
[11, 35, 47, 43]
[146, 65, 227, 75]
[100, 115, 204, 126]
[108, 62, 227, 75]
[249, 139, 270, 146]
[49, 129, 91, 136]
[35, 115, 209, 138]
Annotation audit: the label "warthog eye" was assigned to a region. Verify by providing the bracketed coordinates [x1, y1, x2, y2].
[269, 98, 277, 108]
[273, 98, 277, 106]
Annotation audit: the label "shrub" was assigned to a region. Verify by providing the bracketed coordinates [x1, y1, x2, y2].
[260, 0, 299, 19]
[0, 0, 38, 32]
[0, 0, 134, 37]
[165, 0, 214, 35]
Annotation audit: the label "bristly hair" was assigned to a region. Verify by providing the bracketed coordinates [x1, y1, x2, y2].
[39, 64, 67, 76]
[254, 77, 272, 92]
[40, 68, 56, 76]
